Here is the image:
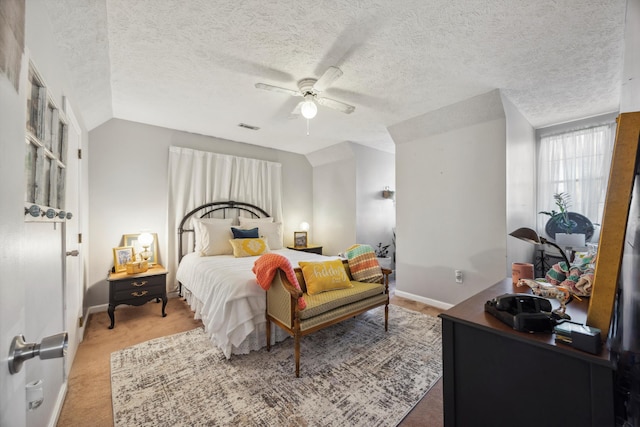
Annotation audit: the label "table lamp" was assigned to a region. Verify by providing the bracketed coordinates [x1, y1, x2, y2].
[138, 232, 154, 263]
[509, 227, 571, 268]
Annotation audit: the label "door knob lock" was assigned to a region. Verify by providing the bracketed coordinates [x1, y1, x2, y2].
[66, 250, 79, 257]
[8, 333, 68, 375]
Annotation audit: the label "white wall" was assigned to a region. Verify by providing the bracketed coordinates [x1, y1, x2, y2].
[502, 93, 537, 275]
[353, 144, 396, 256]
[307, 142, 357, 255]
[307, 142, 395, 256]
[86, 118, 313, 307]
[389, 90, 507, 306]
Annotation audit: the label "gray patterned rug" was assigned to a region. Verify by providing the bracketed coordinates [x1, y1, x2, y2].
[111, 305, 442, 426]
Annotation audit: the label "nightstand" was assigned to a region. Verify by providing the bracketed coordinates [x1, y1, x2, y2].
[107, 265, 168, 329]
[287, 245, 323, 255]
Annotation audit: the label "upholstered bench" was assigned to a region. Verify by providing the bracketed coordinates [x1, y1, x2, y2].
[265, 259, 390, 377]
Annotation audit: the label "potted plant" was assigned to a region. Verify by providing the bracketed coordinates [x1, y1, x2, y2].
[375, 242, 392, 270]
[539, 192, 585, 247]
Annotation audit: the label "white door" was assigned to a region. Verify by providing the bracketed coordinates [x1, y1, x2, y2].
[62, 99, 83, 376]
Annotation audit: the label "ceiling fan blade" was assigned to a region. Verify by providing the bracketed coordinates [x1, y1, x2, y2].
[289, 101, 303, 119]
[255, 83, 301, 97]
[316, 96, 355, 114]
[312, 66, 343, 92]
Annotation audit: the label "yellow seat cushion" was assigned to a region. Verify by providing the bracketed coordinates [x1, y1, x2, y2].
[300, 281, 385, 320]
[298, 259, 352, 295]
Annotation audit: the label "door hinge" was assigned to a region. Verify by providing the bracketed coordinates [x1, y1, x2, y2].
[78, 149, 82, 159]
[78, 316, 84, 327]
[78, 233, 82, 244]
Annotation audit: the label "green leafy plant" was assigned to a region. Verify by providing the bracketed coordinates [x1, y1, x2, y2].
[539, 192, 576, 234]
[375, 242, 390, 257]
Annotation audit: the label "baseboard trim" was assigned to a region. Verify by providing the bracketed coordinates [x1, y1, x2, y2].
[394, 290, 453, 310]
[49, 381, 67, 427]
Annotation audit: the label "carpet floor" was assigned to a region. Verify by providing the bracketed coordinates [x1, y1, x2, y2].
[111, 305, 442, 426]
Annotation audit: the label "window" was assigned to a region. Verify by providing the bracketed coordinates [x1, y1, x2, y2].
[537, 123, 616, 235]
[24, 62, 69, 221]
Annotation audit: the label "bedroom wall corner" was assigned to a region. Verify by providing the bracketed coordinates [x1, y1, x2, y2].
[389, 89, 507, 306]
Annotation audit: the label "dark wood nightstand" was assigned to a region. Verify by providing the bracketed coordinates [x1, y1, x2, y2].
[107, 265, 168, 329]
[287, 245, 323, 255]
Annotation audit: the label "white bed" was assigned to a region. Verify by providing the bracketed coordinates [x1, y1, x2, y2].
[177, 249, 332, 358]
[175, 201, 334, 358]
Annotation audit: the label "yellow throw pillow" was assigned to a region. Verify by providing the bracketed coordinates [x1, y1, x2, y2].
[298, 259, 352, 295]
[229, 238, 270, 257]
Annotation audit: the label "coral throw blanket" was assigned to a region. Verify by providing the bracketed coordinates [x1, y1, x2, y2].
[252, 253, 306, 310]
[344, 244, 383, 283]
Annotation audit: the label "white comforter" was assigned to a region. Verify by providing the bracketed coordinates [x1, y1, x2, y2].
[176, 249, 333, 358]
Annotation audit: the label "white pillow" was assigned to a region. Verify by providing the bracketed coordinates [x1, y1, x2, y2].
[242, 221, 283, 250]
[193, 218, 233, 256]
[238, 216, 273, 226]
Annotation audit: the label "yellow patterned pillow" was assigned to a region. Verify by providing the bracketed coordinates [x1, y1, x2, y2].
[229, 238, 270, 257]
[298, 259, 352, 295]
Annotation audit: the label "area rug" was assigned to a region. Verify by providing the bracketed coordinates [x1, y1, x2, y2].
[111, 305, 442, 426]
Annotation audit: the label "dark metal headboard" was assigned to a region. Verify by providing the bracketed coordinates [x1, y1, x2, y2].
[177, 200, 270, 262]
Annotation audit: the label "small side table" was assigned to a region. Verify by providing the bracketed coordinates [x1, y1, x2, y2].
[106, 265, 168, 329]
[287, 245, 323, 255]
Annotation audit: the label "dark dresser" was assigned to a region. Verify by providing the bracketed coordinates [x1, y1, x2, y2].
[107, 265, 168, 329]
[439, 278, 614, 427]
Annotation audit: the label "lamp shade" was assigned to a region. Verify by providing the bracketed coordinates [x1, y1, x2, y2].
[138, 232, 154, 247]
[299, 222, 310, 231]
[509, 227, 571, 267]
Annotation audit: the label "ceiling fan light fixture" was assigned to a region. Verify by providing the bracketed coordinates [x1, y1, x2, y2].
[300, 97, 317, 119]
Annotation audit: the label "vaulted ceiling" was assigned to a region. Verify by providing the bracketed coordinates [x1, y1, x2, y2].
[44, 0, 626, 155]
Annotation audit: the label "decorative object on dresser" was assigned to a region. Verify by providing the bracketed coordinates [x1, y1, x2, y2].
[111, 305, 442, 427]
[293, 230, 307, 248]
[112, 246, 135, 273]
[123, 232, 159, 265]
[107, 265, 168, 329]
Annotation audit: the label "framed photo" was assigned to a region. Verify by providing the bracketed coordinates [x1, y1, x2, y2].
[294, 231, 308, 248]
[123, 233, 159, 265]
[113, 246, 135, 273]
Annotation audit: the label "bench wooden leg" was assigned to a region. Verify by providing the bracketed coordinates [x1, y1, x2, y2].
[266, 317, 271, 351]
[294, 332, 300, 377]
[385, 304, 389, 332]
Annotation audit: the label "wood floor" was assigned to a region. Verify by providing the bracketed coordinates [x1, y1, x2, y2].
[56, 290, 444, 426]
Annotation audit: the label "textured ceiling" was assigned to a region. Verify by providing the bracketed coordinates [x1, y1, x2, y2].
[44, 0, 626, 155]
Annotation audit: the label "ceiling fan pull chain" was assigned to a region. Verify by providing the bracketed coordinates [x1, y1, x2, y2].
[306, 119, 310, 136]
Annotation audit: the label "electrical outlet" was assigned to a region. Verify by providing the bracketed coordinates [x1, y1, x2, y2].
[455, 270, 463, 283]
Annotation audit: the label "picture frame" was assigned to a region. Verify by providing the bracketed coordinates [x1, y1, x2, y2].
[113, 246, 135, 273]
[123, 233, 159, 265]
[294, 231, 308, 248]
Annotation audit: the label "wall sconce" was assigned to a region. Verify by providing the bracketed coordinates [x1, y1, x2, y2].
[382, 186, 395, 199]
[8, 332, 68, 375]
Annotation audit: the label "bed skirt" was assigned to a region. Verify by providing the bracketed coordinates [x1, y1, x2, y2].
[182, 288, 290, 358]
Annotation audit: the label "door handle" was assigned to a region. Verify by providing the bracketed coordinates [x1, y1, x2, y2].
[66, 250, 79, 257]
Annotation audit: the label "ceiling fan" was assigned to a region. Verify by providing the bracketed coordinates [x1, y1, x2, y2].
[255, 66, 355, 119]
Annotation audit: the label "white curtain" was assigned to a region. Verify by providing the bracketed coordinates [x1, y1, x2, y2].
[166, 146, 283, 288]
[537, 123, 615, 238]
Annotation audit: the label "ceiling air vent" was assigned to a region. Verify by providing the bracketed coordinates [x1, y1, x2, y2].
[238, 123, 260, 131]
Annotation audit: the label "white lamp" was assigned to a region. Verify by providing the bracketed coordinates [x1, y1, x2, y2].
[138, 231, 154, 263]
[299, 221, 310, 232]
[300, 95, 317, 119]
